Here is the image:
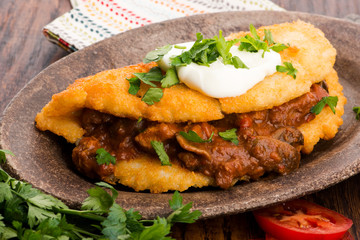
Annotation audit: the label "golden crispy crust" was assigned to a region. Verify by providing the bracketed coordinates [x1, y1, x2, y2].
[220, 20, 336, 113]
[113, 156, 214, 193]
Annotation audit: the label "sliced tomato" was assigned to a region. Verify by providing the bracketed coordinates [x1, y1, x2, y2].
[253, 199, 353, 240]
[265, 231, 354, 240]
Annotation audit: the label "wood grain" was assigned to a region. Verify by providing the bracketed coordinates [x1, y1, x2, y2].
[0, 0, 70, 113]
[0, 1, 359, 239]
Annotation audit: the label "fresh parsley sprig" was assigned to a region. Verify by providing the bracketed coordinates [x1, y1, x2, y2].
[0, 150, 202, 239]
[353, 106, 360, 120]
[310, 96, 338, 115]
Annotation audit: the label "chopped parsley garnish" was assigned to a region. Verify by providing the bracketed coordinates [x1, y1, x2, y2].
[143, 44, 172, 63]
[263, 29, 274, 45]
[161, 66, 180, 88]
[310, 96, 338, 115]
[126, 77, 141, 95]
[276, 62, 298, 79]
[219, 128, 239, 145]
[142, 87, 163, 105]
[151, 141, 171, 166]
[239, 24, 289, 57]
[270, 43, 290, 53]
[133, 66, 163, 87]
[132, 25, 290, 104]
[353, 106, 360, 120]
[96, 148, 116, 165]
[170, 31, 241, 68]
[232, 56, 249, 69]
[127, 66, 178, 104]
[179, 130, 214, 143]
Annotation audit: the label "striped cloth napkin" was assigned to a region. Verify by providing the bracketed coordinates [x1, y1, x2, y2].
[43, 0, 283, 52]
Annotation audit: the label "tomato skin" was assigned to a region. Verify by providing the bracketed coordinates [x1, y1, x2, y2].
[253, 199, 353, 240]
[265, 232, 354, 240]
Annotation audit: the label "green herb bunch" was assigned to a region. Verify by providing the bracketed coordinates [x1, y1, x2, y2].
[0, 150, 201, 239]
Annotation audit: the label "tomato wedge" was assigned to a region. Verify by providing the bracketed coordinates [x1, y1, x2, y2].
[253, 199, 353, 240]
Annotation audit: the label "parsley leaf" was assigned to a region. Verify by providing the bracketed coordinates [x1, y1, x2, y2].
[0, 214, 17, 239]
[231, 56, 249, 69]
[151, 141, 171, 166]
[28, 192, 68, 210]
[134, 67, 163, 87]
[353, 106, 360, 120]
[161, 66, 179, 88]
[219, 128, 239, 145]
[239, 25, 288, 57]
[27, 205, 60, 228]
[96, 182, 119, 201]
[101, 204, 128, 240]
[171, 33, 218, 67]
[270, 43, 289, 53]
[127, 77, 141, 95]
[167, 191, 202, 224]
[179, 130, 214, 143]
[276, 62, 298, 79]
[263, 29, 274, 45]
[0, 182, 12, 203]
[125, 208, 144, 233]
[239, 35, 268, 56]
[137, 217, 171, 240]
[249, 24, 260, 40]
[214, 30, 239, 65]
[310, 96, 338, 115]
[143, 45, 172, 63]
[142, 88, 163, 105]
[96, 148, 116, 165]
[81, 185, 115, 212]
[0, 149, 14, 164]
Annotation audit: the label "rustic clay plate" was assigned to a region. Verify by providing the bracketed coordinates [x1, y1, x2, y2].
[1, 11, 360, 219]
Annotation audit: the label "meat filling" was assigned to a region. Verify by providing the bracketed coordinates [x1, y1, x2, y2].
[72, 83, 328, 189]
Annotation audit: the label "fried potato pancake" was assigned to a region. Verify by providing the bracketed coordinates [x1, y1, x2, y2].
[107, 69, 346, 193]
[221, 20, 336, 113]
[35, 21, 345, 193]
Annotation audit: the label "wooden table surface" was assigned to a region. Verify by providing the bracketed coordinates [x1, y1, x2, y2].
[1, 1, 359, 239]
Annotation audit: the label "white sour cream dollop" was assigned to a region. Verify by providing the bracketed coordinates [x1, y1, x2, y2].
[158, 42, 281, 98]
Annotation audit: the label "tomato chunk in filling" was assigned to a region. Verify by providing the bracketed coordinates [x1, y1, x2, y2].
[72, 83, 328, 189]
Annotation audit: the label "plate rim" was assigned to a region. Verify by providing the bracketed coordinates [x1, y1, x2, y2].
[1, 10, 360, 219]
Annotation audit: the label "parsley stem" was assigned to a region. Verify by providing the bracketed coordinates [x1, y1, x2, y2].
[73, 227, 102, 238]
[53, 208, 107, 222]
